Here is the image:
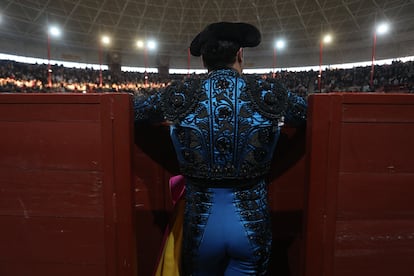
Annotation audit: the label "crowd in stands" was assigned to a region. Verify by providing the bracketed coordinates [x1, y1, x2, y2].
[269, 60, 414, 95]
[0, 59, 413, 95]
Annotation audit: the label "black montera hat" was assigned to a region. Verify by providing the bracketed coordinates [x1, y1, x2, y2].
[190, 22, 261, 57]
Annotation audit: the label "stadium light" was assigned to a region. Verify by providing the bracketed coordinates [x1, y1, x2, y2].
[136, 40, 145, 49]
[319, 34, 333, 92]
[101, 35, 111, 45]
[99, 35, 111, 87]
[47, 25, 62, 88]
[147, 39, 157, 51]
[376, 22, 390, 35]
[273, 39, 286, 78]
[49, 26, 61, 37]
[323, 34, 332, 44]
[370, 22, 390, 89]
[135, 39, 158, 86]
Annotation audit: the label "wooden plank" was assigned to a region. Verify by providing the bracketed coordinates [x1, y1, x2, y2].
[305, 93, 414, 276]
[342, 103, 414, 123]
[0, 93, 103, 104]
[269, 157, 306, 211]
[0, 103, 100, 122]
[133, 143, 172, 211]
[334, 219, 414, 276]
[322, 95, 344, 276]
[339, 93, 414, 104]
[337, 173, 414, 219]
[0, 263, 105, 276]
[110, 93, 137, 275]
[340, 123, 414, 173]
[303, 94, 334, 276]
[0, 93, 138, 276]
[0, 168, 103, 217]
[333, 254, 414, 276]
[0, 121, 102, 170]
[335, 219, 414, 252]
[0, 216, 105, 264]
[133, 146, 171, 276]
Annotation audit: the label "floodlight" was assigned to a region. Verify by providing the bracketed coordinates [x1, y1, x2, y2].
[49, 26, 61, 37]
[147, 40, 157, 50]
[323, 34, 332, 44]
[136, 40, 145, 48]
[376, 23, 390, 35]
[275, 39, 286, 50]
[101, 35, 111, 45]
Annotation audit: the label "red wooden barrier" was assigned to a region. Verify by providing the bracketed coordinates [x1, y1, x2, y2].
[0, 92, 308, 276]
[0, 91, 311, 276]
[304, 93, 414, 276]
[3, 92, 413, 276]
[0, 93, 137, 276]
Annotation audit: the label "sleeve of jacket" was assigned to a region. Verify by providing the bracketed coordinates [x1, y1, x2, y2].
[133, 92, 165, 124]
[284, 91, 307, 127]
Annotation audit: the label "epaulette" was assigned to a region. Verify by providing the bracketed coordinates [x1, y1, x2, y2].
[160, 78, 202, 122]
[244, 76, 288, 121]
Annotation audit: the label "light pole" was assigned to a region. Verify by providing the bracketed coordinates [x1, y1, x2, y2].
[187, 47, 191, 78]
[137, 39, 157, 86]
[370, 22, 389, 89]
[318, 34, 332, 92]
[136, 39, 148, 86]
[99, 35, 111, 88]
[273, 39, 286, 78]
[47, 25, 61, 88]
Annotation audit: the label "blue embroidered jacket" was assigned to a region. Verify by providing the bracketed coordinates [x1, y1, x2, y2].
[134, 69, 307, 185]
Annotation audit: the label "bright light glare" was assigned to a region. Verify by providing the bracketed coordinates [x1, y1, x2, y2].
[101, 36, 111, 45]
[376, 23, 390, 35]
[136, 40, 144, 48]
[49, 26, 61, 37]
[323, 34, 332, 44]
[147, 40, 157, 50]
[275, 39, 286, 49]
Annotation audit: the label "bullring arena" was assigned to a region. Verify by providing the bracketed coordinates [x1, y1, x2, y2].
[0, 1, 413, 276]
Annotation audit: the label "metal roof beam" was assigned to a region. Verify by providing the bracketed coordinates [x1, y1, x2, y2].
[88, 0, 108, 34]
[341, 0, 361, 30]
[293, 0, 313, 46]
[314, 0, 331, 28]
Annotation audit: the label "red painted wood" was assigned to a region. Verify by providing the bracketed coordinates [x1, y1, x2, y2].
[0, 92, 338, 276]
[304, 93, 414, 276]
[0, 217, 105, 263]
[337, 173, 414, 219]
[133, 127, 173, 276]
[269, 126, 307, 211]
[0, 121, 102, 170]
[0, 93, 137, 276]
[340, 123, 414, 173]
[0, 263, 105, 276]
[0, 169, 104, 217]
[342, 103, 414, 123]
[109, 94, 137, 275]
[303, 95, 332, 276]
[0, 102, 101, 122]
[334, 219, 414, 276]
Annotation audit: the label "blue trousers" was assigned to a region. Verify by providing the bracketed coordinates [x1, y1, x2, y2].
[182, 180, 272, 276]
